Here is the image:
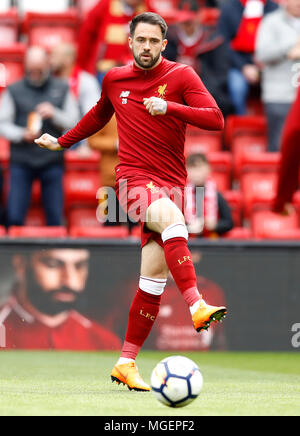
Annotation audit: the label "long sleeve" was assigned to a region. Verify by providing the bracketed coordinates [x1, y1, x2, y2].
[273, 87, 300, 212]
[166, 66, 224, 130]
[58, 74, 115, 149]
[0, 90, 26, 142]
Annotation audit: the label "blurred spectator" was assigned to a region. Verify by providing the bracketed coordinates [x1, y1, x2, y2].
[273, 86, 300, 214]
[218, 0, 278, 115]
[165, 10, 232, 116]
[77, 0, 153, 84]
[0, 46, 80, 227]
[185, 153, 234, 237]
[256, 0, 300, 151]
[50, 42, 101, 116]
[0, 248, 122, 350]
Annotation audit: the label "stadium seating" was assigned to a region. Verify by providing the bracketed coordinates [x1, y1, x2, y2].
[68, 207, 100, 228]
[64, 150, 99, 173]
[25, 208, 46, 227]
[0, 137, 9, 170]
[0, 43, 26, 92]
[223, 190, 243, 227]
[234, 151, 280, 181]
[64, 171, 100, 208]
[0, 8, 19, 47]
[8, 226, 67, 238]
[185, 134, 222, 155]
[17, 0, 71, 14]
[232, 137, 268, 181]
[69, 225, 130, 239]
[24, 10, 79, 51]
[223, 227, 253, 239]
[241, 172, 278, 218]
[224, 115, 267, 149]
[251, 210, 300, 239]
[0, 226, 6, 237]
[207, 152, 233, 192]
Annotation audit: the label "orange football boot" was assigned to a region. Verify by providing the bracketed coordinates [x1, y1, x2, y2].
[192, 299, 227, 333]
[111, 362, 150, 392]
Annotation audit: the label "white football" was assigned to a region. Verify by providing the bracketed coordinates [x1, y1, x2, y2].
[150, 355, 203, 408]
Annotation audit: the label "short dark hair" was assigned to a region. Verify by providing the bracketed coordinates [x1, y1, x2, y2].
[129, 12, 168, 39]
[186, 153, 209, 167]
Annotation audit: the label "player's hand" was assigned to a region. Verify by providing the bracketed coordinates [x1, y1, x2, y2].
[143, 97, 167, 116]
[34, 134, 64, 151]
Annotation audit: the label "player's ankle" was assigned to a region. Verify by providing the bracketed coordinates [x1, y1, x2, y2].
[117, 357, 135, 365]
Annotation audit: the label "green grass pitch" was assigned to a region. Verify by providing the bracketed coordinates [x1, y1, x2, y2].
[0, 351, 299, 416]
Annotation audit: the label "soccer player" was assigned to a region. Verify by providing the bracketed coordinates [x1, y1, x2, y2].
[35, 12, 227, 391]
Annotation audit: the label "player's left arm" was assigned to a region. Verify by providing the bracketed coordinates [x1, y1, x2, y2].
[144, 66, 224, 131]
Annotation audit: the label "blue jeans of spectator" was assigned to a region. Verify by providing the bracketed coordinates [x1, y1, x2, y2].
[7, 164, 64, 226]
[264, 102, 292, 152]
[228, 68, 249, 115]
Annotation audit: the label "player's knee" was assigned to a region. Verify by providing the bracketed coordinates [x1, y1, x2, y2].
[146, 198, 185, 233]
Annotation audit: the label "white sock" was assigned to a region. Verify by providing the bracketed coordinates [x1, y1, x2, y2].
[189, 299, 206, 316]
[117, 357, 135, 365]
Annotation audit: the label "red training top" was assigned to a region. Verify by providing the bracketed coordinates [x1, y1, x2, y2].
[58, 57, 224, 187]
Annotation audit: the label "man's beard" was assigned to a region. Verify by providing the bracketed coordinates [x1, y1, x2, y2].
[24, 269, 84, 316]
[25, 71, 50, 88]
[133, 50, 161, 70]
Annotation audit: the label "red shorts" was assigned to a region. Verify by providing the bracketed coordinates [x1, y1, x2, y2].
[115, 171, 185, 248]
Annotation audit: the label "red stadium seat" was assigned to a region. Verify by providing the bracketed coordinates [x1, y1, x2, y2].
[223, 227, 253, 239]
[0, 137, 9, 169]
[211, 172, 231, 192]
[68, 207, 100, 228]
[69, 225, 130, 239]
[24, 10, 79, 51]
[0, 226, 6, 237]
[64, 171, 100, 208]
[31, 180, 41, 205]
[0, 8, 19, 47]
[208, 152, 233, 192]
[234, 151, 280, 181]
[25, 208, 46, 227]
[241, 172, 278, 218]
[17, 0, 71, 14]
[224, 115, 267, 149]
[8, 226, 67, 238]
[64, 150, 99, 172]
[223, 190, 243, 227]
[185, 134, 222, 155]
[0, 43, 26, 91]
[251, 210, 299, 239]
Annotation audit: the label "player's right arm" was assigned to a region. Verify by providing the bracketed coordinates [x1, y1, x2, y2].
[35, 73, 115, 151]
